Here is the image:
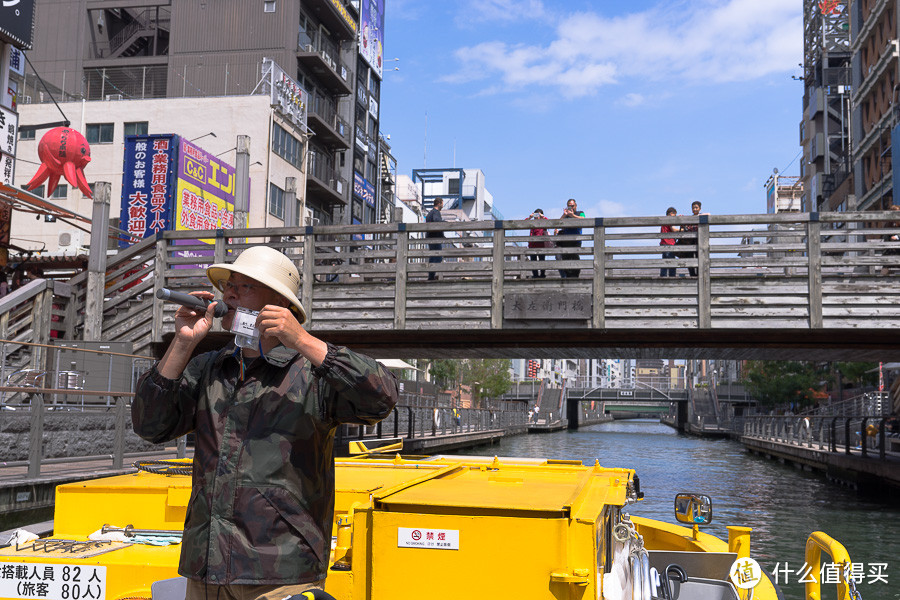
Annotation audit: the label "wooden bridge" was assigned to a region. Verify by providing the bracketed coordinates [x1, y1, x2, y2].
[3, 211, 900, 362]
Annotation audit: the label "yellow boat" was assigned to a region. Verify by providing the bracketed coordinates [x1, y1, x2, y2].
[0, 444, 861, 600]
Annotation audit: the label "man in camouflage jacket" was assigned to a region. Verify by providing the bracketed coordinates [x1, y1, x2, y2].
[133, 247, 398, 599]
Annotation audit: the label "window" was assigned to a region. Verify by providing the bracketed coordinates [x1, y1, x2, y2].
[124, 121, 148, 136]
[19, 128, 35, 141]
[264, 0, 276, 12]
[86, 123, 114, 144]
[271, 124, 303, 169]
[50, 184, 68, 199]
[23, 184, 44, 197]
[268, 183, 284, 219]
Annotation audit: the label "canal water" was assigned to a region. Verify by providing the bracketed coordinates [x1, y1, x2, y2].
[460, 419, 900, 600]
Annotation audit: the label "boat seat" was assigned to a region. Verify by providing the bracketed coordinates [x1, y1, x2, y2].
[647, 550, 737, 581]
[667, 577, 740, 600]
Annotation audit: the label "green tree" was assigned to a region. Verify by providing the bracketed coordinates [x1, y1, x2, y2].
[743, 361, 821, 409]
[833, 362, 878, 388]
[462, 359, 513, 407]
[429, 359, 460, 389]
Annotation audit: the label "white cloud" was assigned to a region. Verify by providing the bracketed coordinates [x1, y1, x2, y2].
[589, 199, 629, 218]
[619, 93, 646, 107]
[444, 0, 801, 97]
[456, 0, 549, 25]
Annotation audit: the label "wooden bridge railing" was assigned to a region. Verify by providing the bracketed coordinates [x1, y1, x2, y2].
[26, 211, 900, 349]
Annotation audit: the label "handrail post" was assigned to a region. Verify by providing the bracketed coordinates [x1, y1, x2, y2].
[491, 224, 505, 329]
[844, 418, 851, 455]
[27, 393, 44, 479]
[151, 234, 168, 345]
[394, 224, 408, 329]
[807, 215, 823, 328]
[302, 227, 315, 325]
[407, 406, 415, 439]
[84, 182, 111, 341]
[697, 216, 711, 328]
[592, 219, 606, 328]
[860, 417, 868, 458]
[114, 396, 126, 469]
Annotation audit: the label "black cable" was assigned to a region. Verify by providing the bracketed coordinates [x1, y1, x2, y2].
[22, 53, 70, 127]
[132, 459, 192, 476]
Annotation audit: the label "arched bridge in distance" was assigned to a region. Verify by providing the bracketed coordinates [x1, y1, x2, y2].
[38, 210, 900, 361]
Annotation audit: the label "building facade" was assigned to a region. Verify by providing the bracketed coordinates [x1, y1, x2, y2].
[800, 0, 852, 213]
[12, 95, 307, 254]
[849, 0, 897, 211]
[14, 0, 388, 234]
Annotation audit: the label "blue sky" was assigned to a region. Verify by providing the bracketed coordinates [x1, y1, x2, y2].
[379, 0, 804, 220]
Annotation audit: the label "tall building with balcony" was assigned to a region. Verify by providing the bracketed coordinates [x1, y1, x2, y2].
[800, 0, 852, 212]
[18, 0, 367, 226]
[849, 0, 898, 211]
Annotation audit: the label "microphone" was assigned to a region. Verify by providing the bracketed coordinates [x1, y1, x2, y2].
[156, 288, 228, 318]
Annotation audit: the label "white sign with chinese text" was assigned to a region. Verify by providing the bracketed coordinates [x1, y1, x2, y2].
[262, 58, 307, 131]
[0, 104, 18, 157]
[0, 562, 107, 600]
[398, 527, 459, 550]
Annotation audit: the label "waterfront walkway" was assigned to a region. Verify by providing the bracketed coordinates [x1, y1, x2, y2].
[741, 416, 900, 492]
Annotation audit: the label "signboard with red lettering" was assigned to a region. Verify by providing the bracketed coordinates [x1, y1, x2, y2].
[174, 137, 235, 234]
[119, 135, 235, 249]
[119, 134, 176, 247]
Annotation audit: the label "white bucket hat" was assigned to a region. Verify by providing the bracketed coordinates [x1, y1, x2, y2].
[207, 246, 307, 324]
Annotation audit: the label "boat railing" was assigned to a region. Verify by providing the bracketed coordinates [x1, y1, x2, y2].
[804, 531, 860, 600]
[743, 414, 900, 459]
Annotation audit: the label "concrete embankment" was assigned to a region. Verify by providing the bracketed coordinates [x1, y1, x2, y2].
[742, 436, 900, 495]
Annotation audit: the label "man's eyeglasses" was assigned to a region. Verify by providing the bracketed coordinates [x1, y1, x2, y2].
[223, 281, 260, 295]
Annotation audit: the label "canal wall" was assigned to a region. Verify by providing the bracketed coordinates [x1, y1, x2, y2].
[0, 412, 157, 461]
[742, 436, 900, 494]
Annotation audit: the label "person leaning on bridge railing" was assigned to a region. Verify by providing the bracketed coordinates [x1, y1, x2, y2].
[131, 246, 399, 600]
[425, 197, 446, 281]
[676, 200, 709, 277]
[555, 198, 585, 278]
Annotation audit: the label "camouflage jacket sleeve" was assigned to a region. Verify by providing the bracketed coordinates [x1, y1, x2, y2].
[313, 343, 399, 425]
[132, 352, 217, 444]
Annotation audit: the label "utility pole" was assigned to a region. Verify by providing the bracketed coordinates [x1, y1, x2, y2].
[234, 135, 250, 229]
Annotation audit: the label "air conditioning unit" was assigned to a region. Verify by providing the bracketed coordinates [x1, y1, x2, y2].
[58, 231, 84, 252]
[106, 94, 124, 101]
[23, 95, 32, 104]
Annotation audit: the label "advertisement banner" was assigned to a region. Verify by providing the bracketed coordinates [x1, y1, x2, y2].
[174, 138, 235, 261]
[8, 47, 25, 76]
[0, 105, 17, 157]
[262, 58, 307, 131]
[359, 0, 385, 78]
[119, 134, 177, 247]
[353, 171, 375, 208]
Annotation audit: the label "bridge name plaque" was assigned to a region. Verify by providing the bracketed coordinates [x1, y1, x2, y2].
[504, 292, 592, 320]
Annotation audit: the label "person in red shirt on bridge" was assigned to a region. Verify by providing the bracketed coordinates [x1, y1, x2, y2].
[660, 207, 679, 277]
